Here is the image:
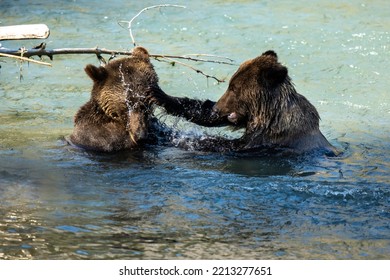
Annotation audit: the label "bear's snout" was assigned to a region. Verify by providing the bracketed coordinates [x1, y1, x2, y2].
[213, 101, 244, 126]
[227, 112, 239, 124]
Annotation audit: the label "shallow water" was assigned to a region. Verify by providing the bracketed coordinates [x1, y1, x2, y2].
[0, 0, 389, 259]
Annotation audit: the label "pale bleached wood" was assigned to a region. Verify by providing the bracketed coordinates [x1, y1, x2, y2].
[0, 53, 52, 66]
[0, 24, 50, 40]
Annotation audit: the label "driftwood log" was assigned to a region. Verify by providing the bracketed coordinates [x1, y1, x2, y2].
[0, 24, 50, 41]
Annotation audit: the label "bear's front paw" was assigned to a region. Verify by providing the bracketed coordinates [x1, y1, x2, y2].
[145, 85, 169, 106]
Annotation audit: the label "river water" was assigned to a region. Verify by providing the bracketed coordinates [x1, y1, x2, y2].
[0, 0, 389, 259]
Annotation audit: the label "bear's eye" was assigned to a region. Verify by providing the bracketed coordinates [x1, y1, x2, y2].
[228, 84, 239, 94]
[232, 85, 243, 96]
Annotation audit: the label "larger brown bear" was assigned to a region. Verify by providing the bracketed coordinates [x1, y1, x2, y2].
[150, 50, 337, 155]
[67, 46, 160, 152]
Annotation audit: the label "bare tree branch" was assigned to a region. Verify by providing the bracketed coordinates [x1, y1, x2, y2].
[0, 46, 232, 82]
[0, 5, 235, 83]
[118, 4, 186, 46]
[152, 54, 235, 65]
[182, 53, 235, 62]
[0, 52, 52, 66]
[156, 56, 226, 83]
[0, 46, 235, 65]
[0, 46, 131, 59]
[0, 45, 233, 82]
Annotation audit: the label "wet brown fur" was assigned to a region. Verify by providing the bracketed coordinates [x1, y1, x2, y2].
[68, 46, 160, 152]
[150, 50, 337, 154]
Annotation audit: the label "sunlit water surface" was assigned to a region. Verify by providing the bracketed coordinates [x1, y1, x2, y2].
[0, 0, 389, 259]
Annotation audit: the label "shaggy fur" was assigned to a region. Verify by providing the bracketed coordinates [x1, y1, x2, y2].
[67, 46, 161, 152]
[149, 50, 337, 154]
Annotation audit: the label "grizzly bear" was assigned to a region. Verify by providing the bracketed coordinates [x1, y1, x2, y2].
[149, 50, 338, 155]
[67, 46, 161, 152]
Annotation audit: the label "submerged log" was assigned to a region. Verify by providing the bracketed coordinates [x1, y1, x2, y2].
[0, 24, 50, 41]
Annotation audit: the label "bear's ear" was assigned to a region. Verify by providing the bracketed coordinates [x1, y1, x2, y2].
[262, 50, 278, 59]
[84, 64, 108, 82]
[264, 64, 288, 87]
[131, 46, 150, 60]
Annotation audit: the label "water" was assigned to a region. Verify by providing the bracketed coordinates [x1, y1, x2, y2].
[0, 0, 389, 259]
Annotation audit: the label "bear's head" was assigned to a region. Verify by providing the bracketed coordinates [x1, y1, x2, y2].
[213, 50, 289, 130]
[84, 46, 158, 144]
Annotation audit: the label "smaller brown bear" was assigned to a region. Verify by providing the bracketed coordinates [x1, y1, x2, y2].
[67, 46, 160, 152]
[149, 50, 338, 155]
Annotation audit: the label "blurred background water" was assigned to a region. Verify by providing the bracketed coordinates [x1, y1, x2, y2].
[0, 0, 389, 259]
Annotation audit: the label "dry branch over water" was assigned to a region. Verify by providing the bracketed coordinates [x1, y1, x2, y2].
[0, 46, 235, 82]
[0, 46, 234, 64]
[118, 4, 186, 46]
[0, 5, 235, 82]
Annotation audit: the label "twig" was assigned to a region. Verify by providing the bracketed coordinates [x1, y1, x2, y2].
[157, 56, 225, 83]
[118, 4, 186, 46]
[152, 54, 235, 65]
[182, 53, 235, 63]
[0, 52, 52, 66]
